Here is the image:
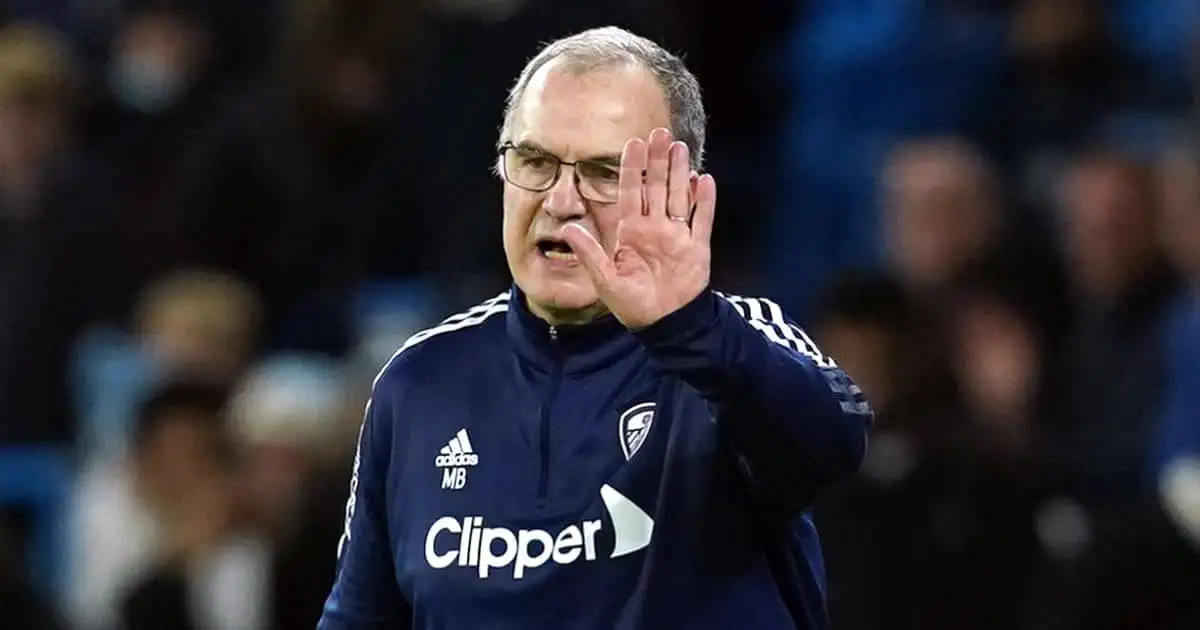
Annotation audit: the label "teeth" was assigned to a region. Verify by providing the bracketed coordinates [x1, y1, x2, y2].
[544, 249, 576, 261]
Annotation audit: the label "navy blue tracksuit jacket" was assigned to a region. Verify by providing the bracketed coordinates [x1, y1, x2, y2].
[319, 286, 873, 629]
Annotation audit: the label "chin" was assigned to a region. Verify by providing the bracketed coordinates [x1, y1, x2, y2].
[520, 267, 599, 313]
[532, 280, 598, 311]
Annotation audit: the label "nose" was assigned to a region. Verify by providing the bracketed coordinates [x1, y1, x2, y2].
[541, 166, 586, 221]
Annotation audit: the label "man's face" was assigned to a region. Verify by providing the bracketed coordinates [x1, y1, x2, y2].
[1060, 159, 1158, 298]
[132, 411, 224, 516]
[501, 60, 671, 321]
[883, 149, 995, 292]
[0, 98, 66, 176]
[109, 11, 207, 113]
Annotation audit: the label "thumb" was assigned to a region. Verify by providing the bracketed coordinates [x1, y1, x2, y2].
[559, 224, 614, 288]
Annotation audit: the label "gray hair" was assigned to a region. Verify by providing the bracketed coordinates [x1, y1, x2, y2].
[498, 26, 706, 170]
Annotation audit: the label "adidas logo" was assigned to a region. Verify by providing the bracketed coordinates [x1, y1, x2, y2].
[437, 429, 477, 490]
[435, 428, 479, 468]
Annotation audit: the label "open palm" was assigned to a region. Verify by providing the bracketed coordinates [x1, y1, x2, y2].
[560, 128, 718, 330]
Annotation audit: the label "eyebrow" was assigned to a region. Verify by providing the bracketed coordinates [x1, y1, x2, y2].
[513, 140, 622, 167]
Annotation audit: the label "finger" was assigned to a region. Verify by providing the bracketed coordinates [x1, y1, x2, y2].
[666, 141, 691, 222]
[619, 138, 647, 218]
[645, 128, 672, 219]
[559, 224, 616, 289]
[690, 173, 717, 245]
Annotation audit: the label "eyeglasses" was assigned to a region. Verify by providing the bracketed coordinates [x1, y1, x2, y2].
[498, 142, 621, 203]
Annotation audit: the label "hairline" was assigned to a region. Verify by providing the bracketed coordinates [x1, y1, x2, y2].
[497, 32, 705, 171]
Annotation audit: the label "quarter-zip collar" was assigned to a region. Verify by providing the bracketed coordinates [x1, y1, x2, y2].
[506, 284, 639, 374]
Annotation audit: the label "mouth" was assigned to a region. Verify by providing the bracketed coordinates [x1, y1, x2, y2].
[536, 237, 578, 264]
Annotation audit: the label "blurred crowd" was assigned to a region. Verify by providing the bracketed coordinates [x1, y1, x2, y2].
[0, 0, 1197, 629]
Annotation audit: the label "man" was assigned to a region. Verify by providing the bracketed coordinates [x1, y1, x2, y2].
[319, 26, 872, 629]
[1156, 138, 1200, 537]
[1027, 138, 1200, 630]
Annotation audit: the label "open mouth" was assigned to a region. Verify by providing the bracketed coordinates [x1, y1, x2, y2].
[536, 237, 577, 262]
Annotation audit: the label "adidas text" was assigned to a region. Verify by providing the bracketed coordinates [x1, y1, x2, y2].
[435, 453, 479, 468]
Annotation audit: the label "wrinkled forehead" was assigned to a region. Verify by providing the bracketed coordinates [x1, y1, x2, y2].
[506, 59, 670, 162]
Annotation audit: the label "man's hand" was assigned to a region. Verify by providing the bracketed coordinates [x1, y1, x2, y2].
[559, 127, 718, 330]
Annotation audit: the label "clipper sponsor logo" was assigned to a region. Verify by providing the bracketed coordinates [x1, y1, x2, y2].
[424, 485, 654, 579]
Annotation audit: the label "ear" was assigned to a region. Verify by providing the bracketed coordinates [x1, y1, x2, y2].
[689, 171, 700, 208]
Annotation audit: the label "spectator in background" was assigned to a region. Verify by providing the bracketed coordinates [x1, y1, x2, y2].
[766, 0, 1011, 316]
[71, 379, 234, 630]
[808, 270, 957, 454]
[812, 272, 953, 630]
[931, 262, 1052, 630]
[0, 21, 113, 443]
[81, 353, 357, 630]
[1048, 149, 1181, 517]
[815, 264, 1050, 630]
[116, 379, 269, 630]
[881, 138, 1004, 301]
[230, 355, 349, 539]
[73, 268, 262, 460]
[1028, 137, 1200, 630]
[946, 260, 1049, 475]
[176, 0, 425, 356]
[103, 0, 212, 118]
[134, 269, 262, 384]
[879, 136, 1069, 336]
[984, 0, 1138, 203]
[1150, 131, 1200, 614]
[1158, 132, 1200, 296]
[0, 22, 74, 216]
[880, 136, 1069, 334]
[75, 0, 228, 321]
[809, 273, 911, 426]
[69, 270, 262, 629]
[227, 354, 357, 630]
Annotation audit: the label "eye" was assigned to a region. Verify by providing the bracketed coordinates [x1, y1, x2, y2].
[513, 150, 556, 171]
[578, 162, 619, 181]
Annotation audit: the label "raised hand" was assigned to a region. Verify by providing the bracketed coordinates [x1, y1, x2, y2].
[559, 127, 717, 330]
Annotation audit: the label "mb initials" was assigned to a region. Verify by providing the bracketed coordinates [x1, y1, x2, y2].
[437, 429, 478, 490]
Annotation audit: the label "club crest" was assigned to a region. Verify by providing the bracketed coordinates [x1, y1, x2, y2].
[618, 402, 656, 461]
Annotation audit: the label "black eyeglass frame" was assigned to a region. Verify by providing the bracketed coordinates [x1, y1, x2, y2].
[496, 141, 622, 203]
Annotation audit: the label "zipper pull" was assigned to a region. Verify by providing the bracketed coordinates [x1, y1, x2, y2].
[549, 325, 558, 341]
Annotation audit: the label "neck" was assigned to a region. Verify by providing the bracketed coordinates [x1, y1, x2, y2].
[526, 296, 609, 327]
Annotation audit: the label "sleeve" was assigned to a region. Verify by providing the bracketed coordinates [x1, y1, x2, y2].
[632, 289, 873, 512]
[318, 384, 412, 629]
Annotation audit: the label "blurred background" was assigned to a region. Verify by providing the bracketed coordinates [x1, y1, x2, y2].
[0, 0, 1197, 629]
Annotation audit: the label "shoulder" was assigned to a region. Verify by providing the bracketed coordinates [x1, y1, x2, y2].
[714, 291, 794, 324]
[371, 291, 510, 392]
[713, 290, 836, 368]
